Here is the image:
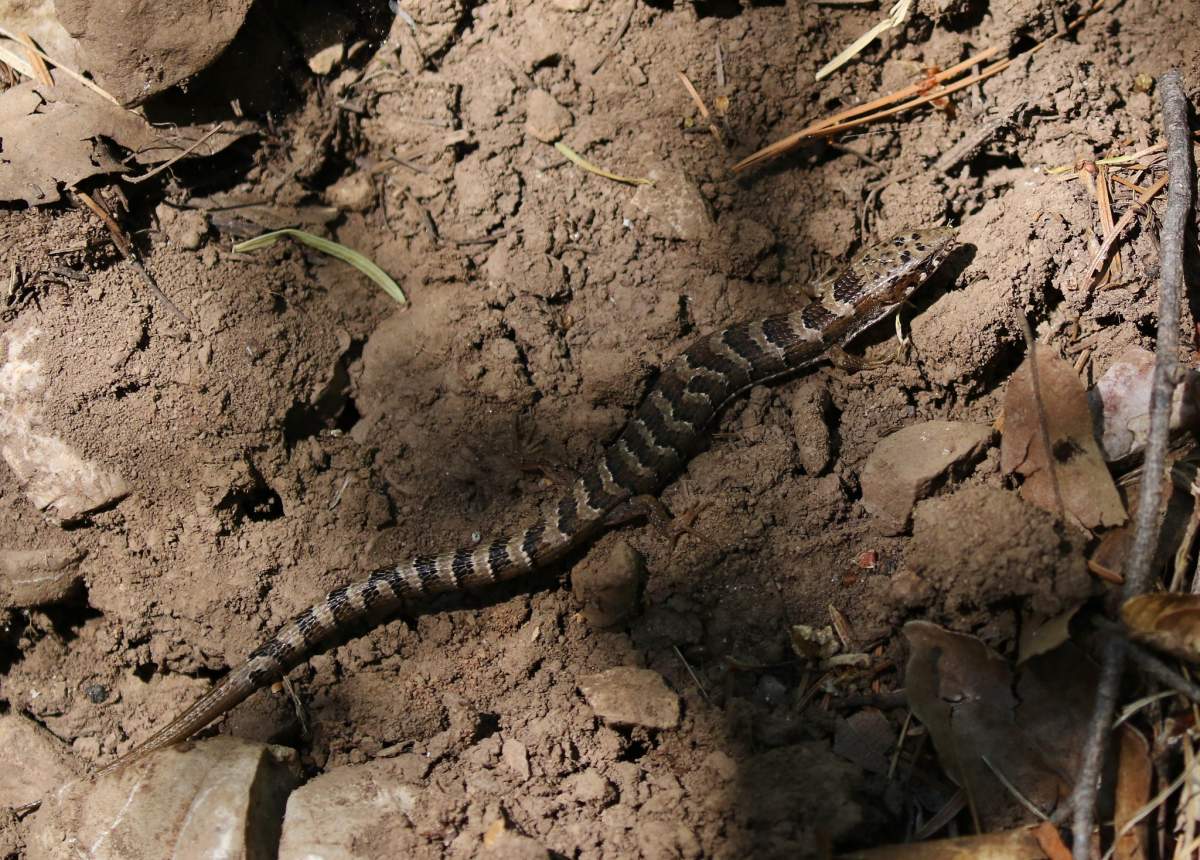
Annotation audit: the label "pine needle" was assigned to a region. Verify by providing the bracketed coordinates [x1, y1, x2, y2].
[553, 142, 653, 186]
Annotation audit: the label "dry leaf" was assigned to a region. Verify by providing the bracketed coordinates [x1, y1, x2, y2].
[1121, 593, 1200, 662]
[0, 79, 251, 206]
[1114, 724, 1151, 860]
[1088, 347, 1200, 462]
[1017, 605, 1081, 665]
[904, 622, 1096, 829]
[838, 825, 1053, 858]
[1000, 349, 1126, 529]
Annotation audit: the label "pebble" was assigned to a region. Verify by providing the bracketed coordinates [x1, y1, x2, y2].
[502, 737, 531, 781]
[325, 171, 375, 212]
[571, 538, 645, 628]
[860, 420, 993, 535]
[629, 163, 714, 242]
[524, 89, 573, 143]
[579, 666, 680, 730]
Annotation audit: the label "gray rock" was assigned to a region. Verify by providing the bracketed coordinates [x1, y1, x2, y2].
[579, 667, 680, 730]
[28, 737, 300, 860]
[572, 538, 645, 628]
[279, 759, 425, 859]
[860, 420, 993, 535]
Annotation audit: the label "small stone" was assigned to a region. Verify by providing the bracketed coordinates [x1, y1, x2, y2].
[572, 538, 645, 628]
[524, 89, 573, 143]
[326, 171, 375, 213]
[579, 667, 680, 730]
[552, 0, 591, 9]
[29, 737, 299, 860]
[0, 547, 84, 609]
[565, 769, 615, 804]
[502, 738, 531, 781]
[629, 163, 714, 242]
[860, 420, 993, 535]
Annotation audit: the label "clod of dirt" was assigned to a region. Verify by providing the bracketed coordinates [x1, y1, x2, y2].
[788, 378, 834, 475]
[285, 4, 355, 76]
[578, 666, 680, 729]
[0, 326, 131, 521]
[902, 486, 1092, 625]
[278, 759, 423, 858]
[524, 89, 573, 143]
[325, 171, 377, 213]
[1089, 346, 1200, 462]
[629, 164, 715, 242]
[571, 537, 645, 628]
[0, 714, 83, 811]
[502, 737, 531, 780]
[483, 829, 550, 860]
[737, 745, 863, 840]
[860, 420, 994, 535]
[1001, 348, 1126, 530]
[28, 737, 300, 860]
[0, 547, 84, 608]
[56, 0, 254, 106]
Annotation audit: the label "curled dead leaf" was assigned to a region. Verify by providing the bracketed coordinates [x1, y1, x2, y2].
[1000, 348, 1126, 529]
[1121, 593, 1200, 663]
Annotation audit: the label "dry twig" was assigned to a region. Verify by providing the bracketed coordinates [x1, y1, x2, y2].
[1070, 68, 1194, 860]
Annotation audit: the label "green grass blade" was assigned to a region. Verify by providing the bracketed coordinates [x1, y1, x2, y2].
[233, 228, 407, 305]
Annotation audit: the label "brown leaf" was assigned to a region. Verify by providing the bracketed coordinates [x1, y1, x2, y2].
[0, 79, 251, 206]
[838, 826, 1053, 858]
[1000, 349, 1126, 529]
[1121, 593, 1200, 663]
[1032, 822, 1072, 860]
[1114, 724, 1151, 860]
[904, 622, 1097, 829]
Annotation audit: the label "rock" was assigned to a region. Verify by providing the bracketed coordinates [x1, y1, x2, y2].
[28, 737, 300, 860]
[502, 737, 531, 781]
[483, 830, 550, 860]
[1089, 346, 1200, 461]
[326, 171, 376, 213]
[860, 420, 993, 535]
[524, 89, 573, 143]
[629, 164, 714, 242]
[572, 538, 645, 627]
[0, 714, 83, 811]
[0, 547, 84, 608]
[579, 667, 680, 730]
[55, 0, 254, 106]
[552, 0, 591, 8]
[279, 759, 424, 859]
[564, 769, 615, 804]
[0, 326, 131, 521]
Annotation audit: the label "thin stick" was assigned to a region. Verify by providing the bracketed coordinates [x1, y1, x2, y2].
[1081, 173, 1169, 285]
[677, 71, 723, 146]
[1070, 68, 1194, 860]
[123, 124, 225, 184]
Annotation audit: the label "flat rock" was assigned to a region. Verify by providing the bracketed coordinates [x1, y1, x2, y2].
[278, 759, 423, 859]
[28, 737, 300, 860]
[579, 667, 680, 730]
[860, 420, 993, 535]
[0, 714, 83, 810]
[572, 538, 645, 628]
[0, 547, 84, 608]
[629, 164, 714, 242]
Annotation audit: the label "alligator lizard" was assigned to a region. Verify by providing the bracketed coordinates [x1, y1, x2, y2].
[97, 226, 957, 776]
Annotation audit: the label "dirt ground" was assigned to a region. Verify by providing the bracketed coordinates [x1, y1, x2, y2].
[3, 0, 1199, 856]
